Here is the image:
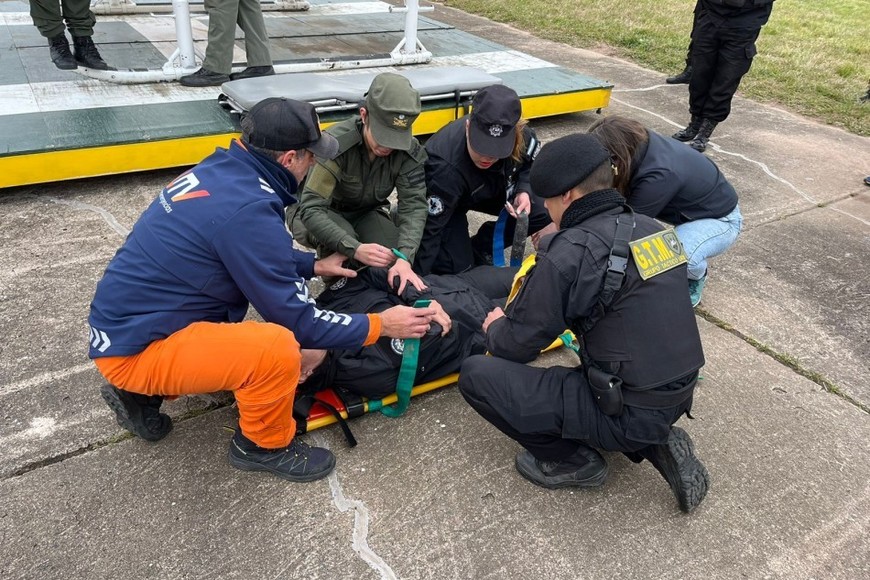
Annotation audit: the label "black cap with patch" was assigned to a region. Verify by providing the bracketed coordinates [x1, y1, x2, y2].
[468, 84, 522, 159]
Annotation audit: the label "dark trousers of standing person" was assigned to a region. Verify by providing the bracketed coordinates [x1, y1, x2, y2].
[689, 15, 761, 123]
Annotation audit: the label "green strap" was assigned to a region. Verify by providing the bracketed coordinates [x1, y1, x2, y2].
[559, 332, 580, 354]
[376, 298, 429, 417]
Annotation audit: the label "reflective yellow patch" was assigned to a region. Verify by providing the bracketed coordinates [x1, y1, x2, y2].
[629, 229, 687, 280]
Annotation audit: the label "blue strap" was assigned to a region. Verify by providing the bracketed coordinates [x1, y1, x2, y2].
[492, 208, 510, 267]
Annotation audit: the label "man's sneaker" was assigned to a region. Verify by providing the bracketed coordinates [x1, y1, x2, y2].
[514, 445, 608, 489]
[690, 119, 718, 153]
[688, 274, 707, 307]
[666, 65, 693, 84]
[642, 426, 709, 513]
[672, 116, 702, 142]
[229, 432, 336, 482]
[180, 68, 230, 87]
[72, 36, 109, 70]
[49, 34, 77, 70]
[229, 65, 275, 81]
[100, 384, 172, 442]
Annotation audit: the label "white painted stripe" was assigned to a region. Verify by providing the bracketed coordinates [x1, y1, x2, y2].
[1, 363, 95, 397]
[0, 50, 555, 116]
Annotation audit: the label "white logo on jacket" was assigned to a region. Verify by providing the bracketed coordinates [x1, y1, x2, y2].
[391, 338, 405, 355]
[427, 196, 444, 216]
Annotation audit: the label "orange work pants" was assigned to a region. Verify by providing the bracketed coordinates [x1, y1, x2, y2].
[94, 320, 301, 449]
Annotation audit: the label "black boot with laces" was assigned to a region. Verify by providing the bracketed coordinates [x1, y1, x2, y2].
[672, 116, 703, 142]
[72, 35, 109, 70]
[49, 34, 77, 70]
[690, 119, 718, 153]
[100, 384, 172, 441]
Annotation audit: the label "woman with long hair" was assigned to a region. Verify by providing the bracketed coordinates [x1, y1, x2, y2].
[590, 115, 742, 306]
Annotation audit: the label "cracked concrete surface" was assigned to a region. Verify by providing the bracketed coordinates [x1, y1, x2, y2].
[1, 5, 868, 579]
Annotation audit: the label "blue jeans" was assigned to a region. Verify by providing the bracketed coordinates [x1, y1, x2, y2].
[675, 204, 742, 281]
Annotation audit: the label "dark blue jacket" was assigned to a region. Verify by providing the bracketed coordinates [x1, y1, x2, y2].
[88, 141, 372, 358]
[628, 130, 738, 225]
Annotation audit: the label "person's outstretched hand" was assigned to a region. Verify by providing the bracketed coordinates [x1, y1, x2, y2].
[314, 252, 357, 279]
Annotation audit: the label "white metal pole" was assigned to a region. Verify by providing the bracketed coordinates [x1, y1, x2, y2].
[171, 0, 197, 69]
[402, 0, 419, 54]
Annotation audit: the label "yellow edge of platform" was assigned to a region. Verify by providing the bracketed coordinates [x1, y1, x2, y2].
[0, 88, 611, 189]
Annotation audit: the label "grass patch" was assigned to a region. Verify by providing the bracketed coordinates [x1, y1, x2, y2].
[442, 0, 870, 135]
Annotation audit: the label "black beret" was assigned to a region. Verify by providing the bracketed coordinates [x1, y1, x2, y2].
[530, 134, 611, 198]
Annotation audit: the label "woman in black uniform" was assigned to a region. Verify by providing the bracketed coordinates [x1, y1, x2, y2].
[590, 115, 742, 306]
[414, 85, 556, 275]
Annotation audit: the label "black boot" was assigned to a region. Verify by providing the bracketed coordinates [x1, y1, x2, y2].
[666, 65, 693, 84]
[72, 36, 109, 70]
[100, 384, 172, 441]
[672, 116, 702, 142]
[638, 426, 709, 513]
[690, 119, 718, 153]
[229, 66, 275, 81]
[48, 34, 77, 70]
[180, 68, 230, 87]
[514, 445, 609, 489]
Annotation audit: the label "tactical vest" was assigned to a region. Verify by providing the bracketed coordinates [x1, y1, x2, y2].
[561, 210, 705, 390]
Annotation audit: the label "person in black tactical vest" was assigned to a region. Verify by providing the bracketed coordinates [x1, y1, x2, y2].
[414, 85, 555, 275]
[458, 134, 710, 513]
[673, 0, 776, 152]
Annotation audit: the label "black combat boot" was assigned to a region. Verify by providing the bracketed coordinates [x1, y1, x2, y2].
[100, 384, 172, 441]
[514, 445, 609, 489]
[48, 34, 77, 70]
[690, 119, 718, 153]
[180, 68, 230, 87]
[72, 36, 109, 70]
[672, 116, 702, 142]
[229, 66, 275, 81]
[638, 426, 709, 513]
[666, 65, 693, 84]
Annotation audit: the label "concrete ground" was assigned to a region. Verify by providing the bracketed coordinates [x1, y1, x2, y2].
[1, 5, 868, 580]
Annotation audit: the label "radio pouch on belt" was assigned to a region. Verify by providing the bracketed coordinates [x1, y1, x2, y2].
[587, 365, 624, 416]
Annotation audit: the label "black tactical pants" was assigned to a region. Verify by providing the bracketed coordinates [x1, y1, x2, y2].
[689, 14, 761, 122]
[419, 192, 552, 275]
[459, 355, 693, 462]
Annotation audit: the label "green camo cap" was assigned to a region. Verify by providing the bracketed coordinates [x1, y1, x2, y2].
[364, 73, 421, 151]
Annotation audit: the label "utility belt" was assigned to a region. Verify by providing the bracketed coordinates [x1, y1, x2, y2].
[585, 360, 697, 416]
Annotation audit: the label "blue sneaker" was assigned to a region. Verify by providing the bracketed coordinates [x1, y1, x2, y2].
[688, 275, 707, 307]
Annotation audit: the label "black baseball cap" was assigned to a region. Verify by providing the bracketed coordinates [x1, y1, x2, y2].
[244, 97, 339, 159]
[468, 84, 522, 159]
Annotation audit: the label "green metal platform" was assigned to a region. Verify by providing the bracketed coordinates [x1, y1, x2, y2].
[0, 0, 611, 188]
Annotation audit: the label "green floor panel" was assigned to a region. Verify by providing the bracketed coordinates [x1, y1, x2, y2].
[498, 68, 613, 96]
[265, 13, 449, 39]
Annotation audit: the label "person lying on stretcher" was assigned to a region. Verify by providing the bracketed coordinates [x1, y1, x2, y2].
[299, 265, 519, 400]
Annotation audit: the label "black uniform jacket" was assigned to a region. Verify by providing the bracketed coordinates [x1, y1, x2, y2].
[310, 266, 517, 399]
[628, 130, 738, 225]
[416, 117, 539, 273]
[486, 205, 705, 391]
